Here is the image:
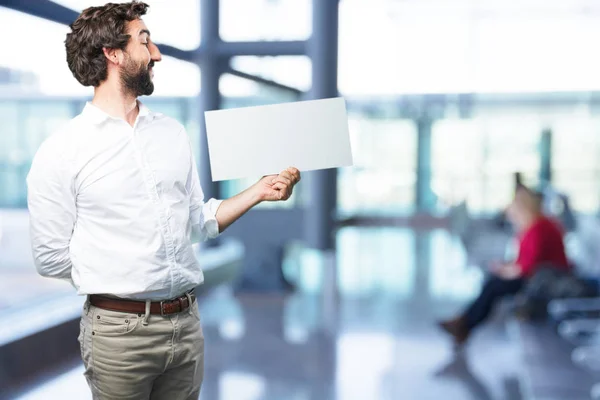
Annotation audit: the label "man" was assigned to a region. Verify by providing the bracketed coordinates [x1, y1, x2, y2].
[26, 2, 300, 399]
[438, 186, 569, 347]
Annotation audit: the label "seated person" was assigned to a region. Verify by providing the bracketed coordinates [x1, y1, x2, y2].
[438, 186, 569, 346]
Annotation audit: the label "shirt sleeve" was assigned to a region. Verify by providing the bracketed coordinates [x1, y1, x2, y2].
[26, 138, 76, 282]
[516, 226, 542, 277]
[186, 137, 223, 243]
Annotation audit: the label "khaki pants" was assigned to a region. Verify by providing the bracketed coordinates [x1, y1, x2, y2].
[78, 299, 204, 400]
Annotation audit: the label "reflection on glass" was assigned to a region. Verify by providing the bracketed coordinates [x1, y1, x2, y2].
[284, 228, 417, 298]
[283, 245, 326, 294]
[218, 372, 266, 400]
[337, 227, 415, 298]
[13, 364, 90, 400]
[283, 293, 320, 344]
[428, 229, 482, 300]
[220, 0, 311, 42]
[336, 333, 395, 400]
[219, 318, 246, 341]
[338, 117, 417, 216]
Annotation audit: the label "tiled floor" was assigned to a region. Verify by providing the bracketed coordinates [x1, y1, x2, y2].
[13, 291, 523, 400]
[10, 226, 530, 400]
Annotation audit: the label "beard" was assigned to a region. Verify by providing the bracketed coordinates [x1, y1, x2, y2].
[120, 54, 154, 97]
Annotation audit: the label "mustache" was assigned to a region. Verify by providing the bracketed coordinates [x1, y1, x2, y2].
[148, 60, 155, 69]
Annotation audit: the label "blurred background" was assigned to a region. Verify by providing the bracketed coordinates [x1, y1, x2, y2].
[1, 0, 600, 399]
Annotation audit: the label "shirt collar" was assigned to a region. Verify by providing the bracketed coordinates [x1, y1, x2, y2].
[82, 100, 154, 125]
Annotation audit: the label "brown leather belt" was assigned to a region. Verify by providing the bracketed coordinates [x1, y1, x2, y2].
[89, 290, 196, 316]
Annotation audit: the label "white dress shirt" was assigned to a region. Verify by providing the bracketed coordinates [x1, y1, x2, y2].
[27, 102, 222, 300]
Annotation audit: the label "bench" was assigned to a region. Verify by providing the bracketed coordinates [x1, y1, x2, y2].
[509, 319, 597, 400]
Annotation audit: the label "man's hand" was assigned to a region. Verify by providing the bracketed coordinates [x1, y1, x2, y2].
[214, 167, 301, 233]
[491, 263, 522, 280]
[255, 167, 301, 202]
[489, 261, 504, 272]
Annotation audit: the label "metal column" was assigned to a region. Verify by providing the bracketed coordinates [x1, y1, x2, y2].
[416, 116, 435, 212]
[305, 0, 340, 251]
[539, 128, 552, 185]
[198, 0, 222, 201]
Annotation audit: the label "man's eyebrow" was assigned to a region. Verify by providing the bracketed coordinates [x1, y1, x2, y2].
[139, 29, 151, 37]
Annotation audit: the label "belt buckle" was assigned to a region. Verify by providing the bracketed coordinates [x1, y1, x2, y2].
[160, 294, 191, 316]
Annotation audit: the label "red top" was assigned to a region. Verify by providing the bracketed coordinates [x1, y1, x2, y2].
[516, 216, 569, 278]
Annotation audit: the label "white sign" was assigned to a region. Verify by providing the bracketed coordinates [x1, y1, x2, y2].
[204, 97, 353, 181]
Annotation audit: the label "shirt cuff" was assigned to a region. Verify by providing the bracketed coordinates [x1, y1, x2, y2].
[202, 198, 223, 239]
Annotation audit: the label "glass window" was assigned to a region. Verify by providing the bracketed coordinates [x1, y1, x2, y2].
[0, 101, 74, 208]
[431, 119, 484, 211]
[338, 117, 418, 216]
[0, 101, 22, 208]
[52, 0, 201, 50]
[0, 98, 197, 210]
[0, 102, 20, 160]
[230, 56, 311, 92]
[481, 115, 542, 212]
[0, 9, 200, 97]
[431, 116, 541, 215]
[338, 1, 600, 96]
[22, 102, 75, 158]
[339, 2, 472, 96]
[220, 0, 311, 41]
[220, 73, 299, 106]
[472, 13, 600, 93]
[0, 8, 90, 97]
[551, 117, 600, 213]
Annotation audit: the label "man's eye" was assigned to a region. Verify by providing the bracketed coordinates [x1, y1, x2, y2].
[142, 42, 149, 46]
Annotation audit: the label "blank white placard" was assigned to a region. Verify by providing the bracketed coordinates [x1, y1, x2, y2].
[204, 97, 353, 181]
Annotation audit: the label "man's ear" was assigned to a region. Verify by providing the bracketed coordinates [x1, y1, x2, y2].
[102, 47, 122, 66]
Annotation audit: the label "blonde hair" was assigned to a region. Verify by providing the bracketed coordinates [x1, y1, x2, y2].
[514, 186, 542, 215]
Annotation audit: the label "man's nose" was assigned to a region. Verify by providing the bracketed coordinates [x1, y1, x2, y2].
[150, 42, 162, 62]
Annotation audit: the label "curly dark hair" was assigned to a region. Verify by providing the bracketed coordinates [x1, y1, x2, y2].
[65, 1, 149, 87]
